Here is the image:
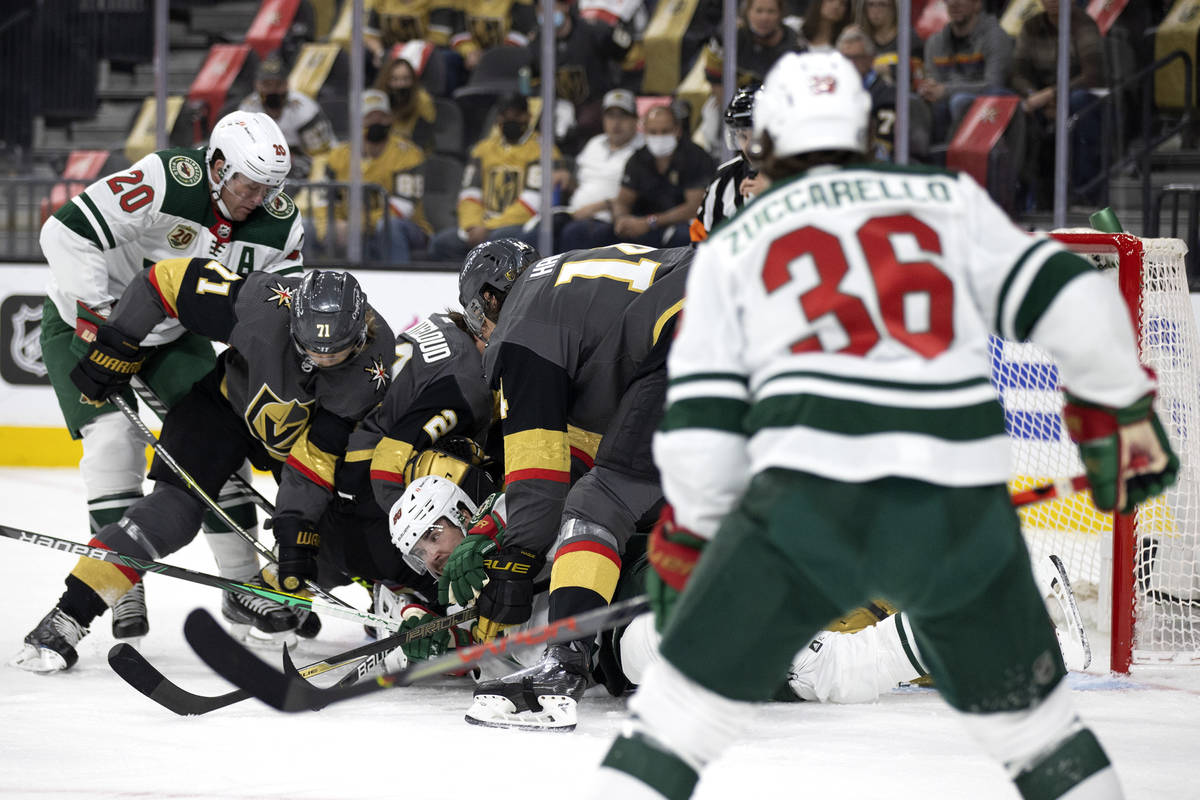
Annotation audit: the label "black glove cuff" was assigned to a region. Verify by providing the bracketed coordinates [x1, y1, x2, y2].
[272, 516, 320, 550]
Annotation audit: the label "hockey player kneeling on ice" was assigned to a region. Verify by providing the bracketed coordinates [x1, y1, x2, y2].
[593, 51, 1179, 800]
[32, 111, 305, 648]
[11, 264, 393, 673]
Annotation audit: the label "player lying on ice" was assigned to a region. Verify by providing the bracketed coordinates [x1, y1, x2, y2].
[12, 260, 393, 673]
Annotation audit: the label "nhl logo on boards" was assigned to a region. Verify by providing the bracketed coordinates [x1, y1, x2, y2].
[265, 193, 295, 219]
[166, 223, 198, 250]
[1, 295, 50, 385]
[168, 155, 202, 186]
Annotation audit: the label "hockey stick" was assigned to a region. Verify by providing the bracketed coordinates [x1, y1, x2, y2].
[184, 594, 651, 712]
[1010, 475, 1092, 508]
[108, 394, 351, 610]
[106, 606, 480, 715]
[0, 523, 401, 632]
[130, 376, 277, 516]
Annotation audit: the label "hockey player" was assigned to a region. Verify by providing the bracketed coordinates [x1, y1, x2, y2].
[33, 110, 304, 645]
[441, 238, 691, 730]
[689, 84, 770, 243]
[594, 52, 1178, 799]
[12, 262, 393, 672]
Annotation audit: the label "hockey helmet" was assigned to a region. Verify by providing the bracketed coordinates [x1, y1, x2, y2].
[206, 110, 291, 207]
[389, 475, 478, 576]
[752, 52, 871, 159]
[290, 270, 368, 356]
[458, 239, 540, 337]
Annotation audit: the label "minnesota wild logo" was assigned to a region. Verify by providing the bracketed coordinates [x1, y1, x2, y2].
[265, 192, 295, 219]
[166, 223, 197, 250]
[168, 155, 202, 186]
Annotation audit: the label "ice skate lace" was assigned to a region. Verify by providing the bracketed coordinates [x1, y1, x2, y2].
[50, 609, 88, 643]
[232, 592, 288, 616]
[111, 583, 146, 622]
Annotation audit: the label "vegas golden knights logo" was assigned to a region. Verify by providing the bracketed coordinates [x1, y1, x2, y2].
[244, 384, 315, 457]
[555, 65, 588, 105]
[484, 168, 520, 213]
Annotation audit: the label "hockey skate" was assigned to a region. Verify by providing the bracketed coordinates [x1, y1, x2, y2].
[111, 582, 149, 642]
[10, 607, 90, 674]
[221, 576, 299, 649]
[465, 642, 592, 732]
[1036, 554, 1092, 671]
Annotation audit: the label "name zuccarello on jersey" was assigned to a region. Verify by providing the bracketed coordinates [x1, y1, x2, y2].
[724, 173, 954, 254]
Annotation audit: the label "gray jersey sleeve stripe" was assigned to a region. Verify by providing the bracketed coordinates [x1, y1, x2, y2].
[77, 192, 116, 249]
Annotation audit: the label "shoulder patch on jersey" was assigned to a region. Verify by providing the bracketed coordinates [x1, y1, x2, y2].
[168, 155, 203, 187]
[166, 223, 199, 250]
[265, 281, 294, 308]
[265, 192, 296, 219]
[364, 356, 388, 391]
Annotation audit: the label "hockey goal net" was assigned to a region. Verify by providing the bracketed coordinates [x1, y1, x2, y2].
[993, 232, 1200, 673]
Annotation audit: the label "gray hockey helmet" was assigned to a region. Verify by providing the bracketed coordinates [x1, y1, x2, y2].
[458, 239, 540, 337]
[290, 270, 368, 355]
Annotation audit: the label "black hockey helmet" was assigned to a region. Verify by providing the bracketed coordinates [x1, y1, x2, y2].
[724, 82, 760, 153]
[458, 239, 540, 337]
[290, 270, 368, 356]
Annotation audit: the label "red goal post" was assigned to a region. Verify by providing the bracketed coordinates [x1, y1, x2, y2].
[997, 232, 1200, 673]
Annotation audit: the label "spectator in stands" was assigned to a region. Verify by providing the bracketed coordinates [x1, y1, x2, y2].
[798, 0, 853, 51]
[313, 90, 431, 264]
[838, 26, 931, 161]
[919, 0, 1012, 141]
[561, 104, 712, 250]
[1011, 0, 1104, 209]
[449, 0, 537, 74]
[527, 0, 634, 155]
[364, 0, 456, 70]
[238, 52, 334, 178]
[539, 88, 644, 251]
[428, 93, 563, 260]
[857, 0, 923, 84]
[706, 0, 804, 91]
[375, 54, 437, 152]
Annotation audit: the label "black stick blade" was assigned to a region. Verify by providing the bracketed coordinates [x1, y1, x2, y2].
[183, 608, 323, 712]
[107, 643, 248, 716]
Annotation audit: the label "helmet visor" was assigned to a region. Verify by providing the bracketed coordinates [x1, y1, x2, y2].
[402, 516, 466, 577]
[227, 172, 284, 206]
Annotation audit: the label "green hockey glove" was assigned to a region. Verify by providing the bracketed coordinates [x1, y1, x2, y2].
[397, 603, 470, 661]
[1063, 386, 1179, 513]
[437, 531, 498, 607]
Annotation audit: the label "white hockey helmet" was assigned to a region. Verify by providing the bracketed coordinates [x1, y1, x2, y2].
[205, 110, 291, 205]
[752, 51, 872, 159]
[389, 475, 478, 576]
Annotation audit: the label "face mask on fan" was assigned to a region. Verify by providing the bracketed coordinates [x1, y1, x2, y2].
[645, 134, 677, 158]
[364, 123, 390, 143]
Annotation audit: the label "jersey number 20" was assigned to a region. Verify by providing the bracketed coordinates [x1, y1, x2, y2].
[762, 214, 952, 359]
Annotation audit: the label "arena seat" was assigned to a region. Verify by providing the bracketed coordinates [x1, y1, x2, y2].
[433, 98, 464, 158]
[245, 0, 303, 58]
[1154, 0, 1200, 110]
[946, 95, 1021, 214]
[123, 96, 186, 164]
[915, 0, 949, 42]
[38, 150, 128, 225]
[421, 154, 465, 233]
[186, 44, 258, 139]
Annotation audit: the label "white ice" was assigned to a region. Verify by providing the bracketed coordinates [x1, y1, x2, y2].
[2, 467, 1199, 800]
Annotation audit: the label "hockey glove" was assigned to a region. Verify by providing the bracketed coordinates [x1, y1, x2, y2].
[646, 505, 707, 633]
[69, 323, 145, 406]
[437, 530, 500, 607]
[272, 517, 321, 592]
[398, 604, 472, 661]
[1063, 384, 1180, 513]
[472, 546, 545, 642]
[70, 301, 109, 357]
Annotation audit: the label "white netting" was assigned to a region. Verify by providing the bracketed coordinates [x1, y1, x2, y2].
[993, 236, 1200, 667]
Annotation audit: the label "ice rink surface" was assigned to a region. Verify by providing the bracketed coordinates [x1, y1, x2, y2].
[2, 467, 1200, 800]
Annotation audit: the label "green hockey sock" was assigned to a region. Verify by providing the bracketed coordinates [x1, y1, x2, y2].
[601, 733, 699, 800]
[1014, 728, 1110, 800]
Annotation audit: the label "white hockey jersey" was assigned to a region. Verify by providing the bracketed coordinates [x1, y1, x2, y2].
[40, 147, 304, 346]
[656, 162, 1153, 537]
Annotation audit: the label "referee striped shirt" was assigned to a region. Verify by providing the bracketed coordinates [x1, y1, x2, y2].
[690, 154, 754, 242]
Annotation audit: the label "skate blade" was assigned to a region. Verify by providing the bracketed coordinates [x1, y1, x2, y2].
[224, 622, 298, 651]
[8, 644, 69, 674]
[464, 694, 578, 732]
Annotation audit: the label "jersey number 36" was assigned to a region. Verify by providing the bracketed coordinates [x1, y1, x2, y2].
[763, 213, 952, 359]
